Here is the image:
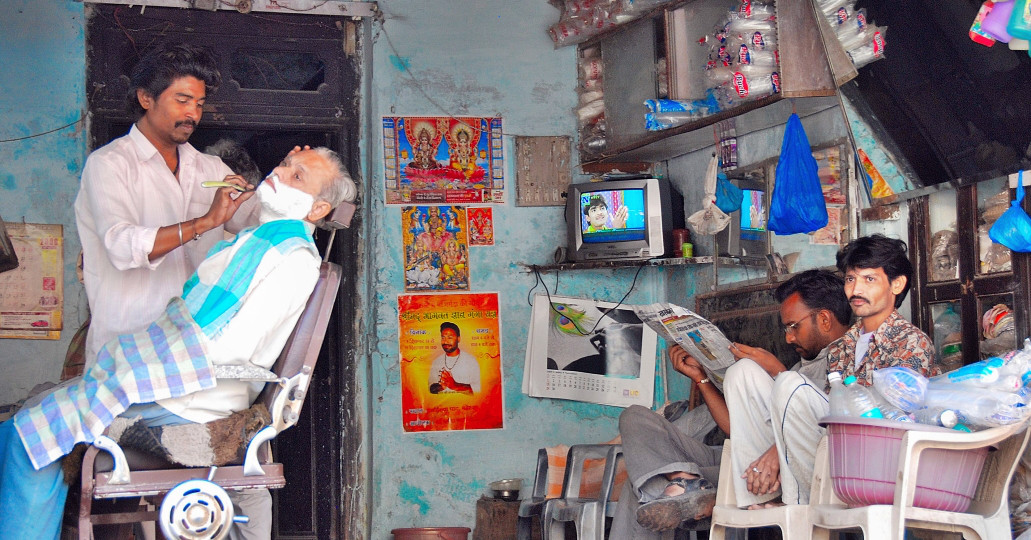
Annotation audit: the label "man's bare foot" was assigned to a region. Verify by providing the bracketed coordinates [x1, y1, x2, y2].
[661, 473, 697, 497]
[745, 500, 785, 510]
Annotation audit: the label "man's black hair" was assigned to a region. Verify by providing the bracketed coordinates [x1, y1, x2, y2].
[126, 42, 222, 118]
[583, 195, 607, 216]
[440, 321, 460, 336]
[774, 269, 851, 326]
[835, 234, 914, 308]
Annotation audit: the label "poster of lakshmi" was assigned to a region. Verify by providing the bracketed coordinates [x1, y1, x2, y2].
[402, 205, 469, 292]
[382, 116, 505, 205]
[398, 293, 504, 433]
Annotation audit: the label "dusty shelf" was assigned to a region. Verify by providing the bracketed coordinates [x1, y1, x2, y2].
[521, 255, 767, 272]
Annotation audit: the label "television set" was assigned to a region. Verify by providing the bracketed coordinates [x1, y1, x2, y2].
[565, 178, 684, 262]
[716, 169, 769, 259]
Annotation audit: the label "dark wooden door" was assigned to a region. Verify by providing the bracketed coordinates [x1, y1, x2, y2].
[86, 6, 363, 538]
[909, 182, 1031, 368]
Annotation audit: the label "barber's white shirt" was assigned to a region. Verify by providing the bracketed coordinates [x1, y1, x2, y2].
[156, 222, 321, 423]
[75, 125, 259, 365]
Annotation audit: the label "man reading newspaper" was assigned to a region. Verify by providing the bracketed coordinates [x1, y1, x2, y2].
[611, 269, 851, 535]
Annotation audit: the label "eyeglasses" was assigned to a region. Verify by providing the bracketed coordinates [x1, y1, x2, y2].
[782, 310, 819, 335]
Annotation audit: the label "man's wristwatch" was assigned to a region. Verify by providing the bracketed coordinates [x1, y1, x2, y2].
[697, 378, 710, 385]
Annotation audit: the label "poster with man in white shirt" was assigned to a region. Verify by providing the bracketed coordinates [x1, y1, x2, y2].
[429, 321, 482, 395]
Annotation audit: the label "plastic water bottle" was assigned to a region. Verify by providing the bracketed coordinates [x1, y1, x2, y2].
[913, 407, 960, 428]
[880, 405, 915, 423]
[827, 371, 850, 417]
[843, 375, 884, 418]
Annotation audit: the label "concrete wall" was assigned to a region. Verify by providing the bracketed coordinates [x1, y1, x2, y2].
[363, 2, 666, 534]
[0, 1, 87, 404]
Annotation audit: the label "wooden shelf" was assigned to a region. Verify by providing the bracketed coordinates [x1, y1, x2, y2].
[521, 255, 767, 272]
[581, 95, 840, 165]
[576, 0, 852, 165]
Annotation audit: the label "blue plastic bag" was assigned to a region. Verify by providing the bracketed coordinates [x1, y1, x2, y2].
[714, 172, 743, 214]
[989, 171, 1031, 252]
[767, 113, 828, 235]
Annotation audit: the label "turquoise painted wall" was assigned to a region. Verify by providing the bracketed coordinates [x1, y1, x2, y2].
[364, 2, 669, 534]
[0, 1, 87, 404]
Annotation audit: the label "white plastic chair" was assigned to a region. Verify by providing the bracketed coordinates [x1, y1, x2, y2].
[542, 444, 622, 540]
[709, 437, 830, 539]
[808, 420, 1031, 540]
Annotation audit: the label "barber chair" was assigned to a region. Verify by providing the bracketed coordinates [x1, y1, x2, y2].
[76, 203, 354, 539]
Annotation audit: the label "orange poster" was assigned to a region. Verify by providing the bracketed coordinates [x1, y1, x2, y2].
[398, 293, 504, 432]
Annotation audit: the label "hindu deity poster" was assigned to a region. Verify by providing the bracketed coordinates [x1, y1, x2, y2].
[382, 116, 505, 204]
[467, 207, 495, 246]
[398, 293, 504, 432]
[402, 205, 469, 292]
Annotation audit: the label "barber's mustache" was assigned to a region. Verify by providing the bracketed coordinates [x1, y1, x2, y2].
[849, 295, 869, 304]
[175, 119, 197, 129]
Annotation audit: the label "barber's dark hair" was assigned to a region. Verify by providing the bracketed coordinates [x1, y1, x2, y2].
[775, 269, 852, 326]
[836, 234, 914, 308]
[440, 322, 460, 336]
[126, 42, 221, 118]
[583, 195, 607, 216]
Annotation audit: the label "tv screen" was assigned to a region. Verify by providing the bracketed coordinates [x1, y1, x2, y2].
[579, 188, 647, 244]
[739, 188, 766, 242]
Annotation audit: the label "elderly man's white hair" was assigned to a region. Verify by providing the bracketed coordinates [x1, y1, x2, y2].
[311, 147, 357, 205]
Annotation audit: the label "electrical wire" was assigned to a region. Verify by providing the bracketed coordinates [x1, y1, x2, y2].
[527, 263, 647, 336]
[0, 117, 83, 144]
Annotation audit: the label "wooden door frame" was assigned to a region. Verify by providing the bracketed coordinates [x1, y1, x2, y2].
[85, 6, 364, 537]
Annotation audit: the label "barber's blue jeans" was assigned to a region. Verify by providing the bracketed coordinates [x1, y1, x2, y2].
[0, 418, 67, 540]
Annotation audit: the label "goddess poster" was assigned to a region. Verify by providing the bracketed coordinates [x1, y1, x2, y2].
[398, 293, 504, 433]
[467, 207, 495, 246]
[382, 116, 505, 204]
[402, 205, 469, 292]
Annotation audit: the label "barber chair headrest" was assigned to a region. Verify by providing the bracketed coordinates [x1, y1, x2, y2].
[322, 201, 357, 230]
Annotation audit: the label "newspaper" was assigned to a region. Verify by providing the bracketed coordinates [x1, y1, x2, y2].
[632, 303, 736, 392]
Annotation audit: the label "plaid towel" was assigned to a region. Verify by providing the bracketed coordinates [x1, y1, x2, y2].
[13, 220, 315, 470]
[14, 297, 214, 470]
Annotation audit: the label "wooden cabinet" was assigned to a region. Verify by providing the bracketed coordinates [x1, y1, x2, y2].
[578, 0, 854, 166]
[909, 179, 1031, 369]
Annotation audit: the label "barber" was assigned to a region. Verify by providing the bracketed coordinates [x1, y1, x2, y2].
[73, 42, 265, 539]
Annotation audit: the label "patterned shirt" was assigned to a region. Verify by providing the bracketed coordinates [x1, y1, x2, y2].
[827, 309, 940, 388]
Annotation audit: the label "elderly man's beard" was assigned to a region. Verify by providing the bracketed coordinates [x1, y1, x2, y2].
[256, 173, 314, 223]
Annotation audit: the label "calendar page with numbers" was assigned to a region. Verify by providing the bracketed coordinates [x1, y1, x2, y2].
[523, 294, 656, 408]
[0, 223, 63, 339]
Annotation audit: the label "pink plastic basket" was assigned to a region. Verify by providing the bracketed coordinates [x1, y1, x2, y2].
[823, 417, 989, 512]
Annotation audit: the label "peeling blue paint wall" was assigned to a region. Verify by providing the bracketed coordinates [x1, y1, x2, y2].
[364, 1, 669, 534]
[0, 1, 87, 404]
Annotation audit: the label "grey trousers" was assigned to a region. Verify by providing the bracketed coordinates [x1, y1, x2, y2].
[609, 404, 723, 540]
[724, 359, 829, 507]
[229, 489, 273, 540]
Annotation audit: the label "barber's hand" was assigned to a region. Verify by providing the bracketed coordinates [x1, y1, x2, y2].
[612, 205, 628, 229]
[200, 174, 255, 230]
[742, 445, 781, 496]
[730, 342, 785, 377]
[670, 345, 705, 383]
[288, 145, 312, 156]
